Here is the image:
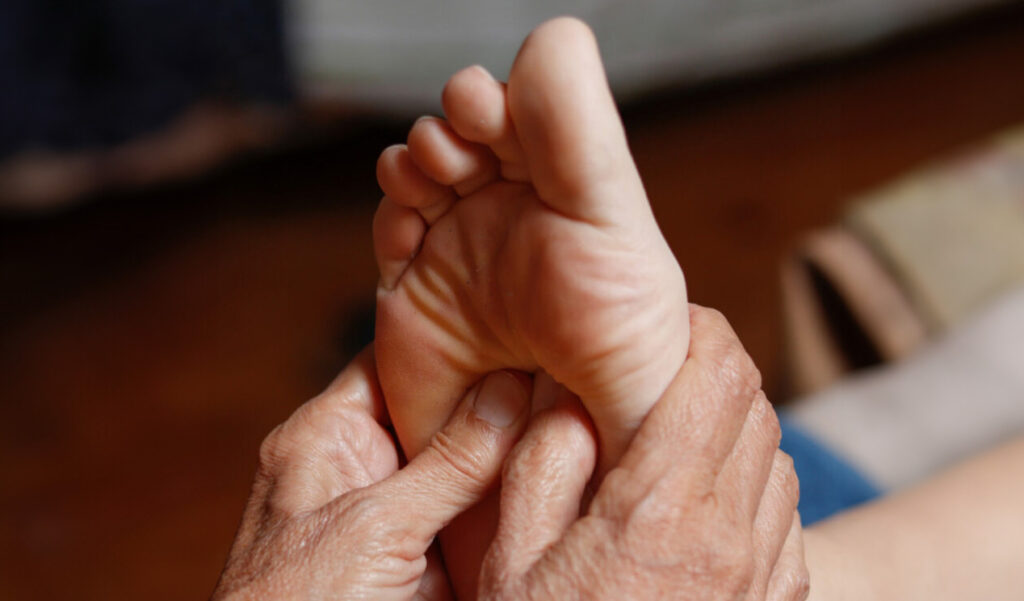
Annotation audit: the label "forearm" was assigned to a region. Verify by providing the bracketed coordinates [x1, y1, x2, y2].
[804, 435, 1024, 601]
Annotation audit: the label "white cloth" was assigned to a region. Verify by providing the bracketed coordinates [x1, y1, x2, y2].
[790, 284, 1024, 490]
[288, 0, 1006, 113]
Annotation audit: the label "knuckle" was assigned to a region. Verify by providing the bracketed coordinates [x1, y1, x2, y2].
[690, 305, 762, 392]
[694, 336, 761, 411]
[331, 489, 413, 556]
[779, 565, 812, 601]
[427, 429, 489, 488]
[688, 303, 723, 327]
[718, 342, 762, 401]
[503, 430, 549, 482]
[257, 423, 290, 475]
[336, 489, 388, 529]
[753, 392, 782, 446]
[776, 452, 801, 506]
[690, 305, 736, 347]
[504, 411, 593, 485]
[793, 566, 812, 600]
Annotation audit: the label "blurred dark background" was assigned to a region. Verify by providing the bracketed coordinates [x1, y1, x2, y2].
[3, 2, 1024, 599]
[0, 0, 290, 157]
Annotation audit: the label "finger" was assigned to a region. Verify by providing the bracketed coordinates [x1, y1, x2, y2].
[413, 542, 455, 601]
[632, 305, 761, 474]
[256, 346, 399, 516]
[591, 305, 762, 517]
[439, 381, 581, 601]
[765, 513, 810, 601]
[716, 392, 783, 525]
[747, 451, 801, 600]
[319, 344, 386, 422]
[360, 370, 532, 550]
[480, 393, 597, 589]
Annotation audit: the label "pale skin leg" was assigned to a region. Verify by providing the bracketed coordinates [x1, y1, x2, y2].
[804, 435, 1024, 601]
[373, 17, 691, 598]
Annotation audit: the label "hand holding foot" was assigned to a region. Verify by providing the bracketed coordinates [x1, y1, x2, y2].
[373, 17, 692, 598]
[480, 307, 807, 601]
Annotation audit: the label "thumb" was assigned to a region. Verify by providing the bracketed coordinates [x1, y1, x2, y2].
[367, 370, 532, 549]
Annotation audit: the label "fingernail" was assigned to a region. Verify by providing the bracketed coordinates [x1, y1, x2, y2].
[473, 372, 527, 428]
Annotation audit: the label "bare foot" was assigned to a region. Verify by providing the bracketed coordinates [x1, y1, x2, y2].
[373, 17, 690, 596]
[375, 16, 689, 466]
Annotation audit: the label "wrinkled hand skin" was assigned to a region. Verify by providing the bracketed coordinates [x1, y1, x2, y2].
[212, 306, 808, 601]
[211, 347, 531, 601]
[478, 306, 810, 601]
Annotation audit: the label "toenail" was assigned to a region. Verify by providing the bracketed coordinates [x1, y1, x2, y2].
[470, 64, 496, 81]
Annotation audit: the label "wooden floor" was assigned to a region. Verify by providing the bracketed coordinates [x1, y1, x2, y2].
[3, 7, 1024, 600]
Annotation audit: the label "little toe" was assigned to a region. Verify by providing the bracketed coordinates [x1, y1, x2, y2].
[407, 116, 500, 197]
[377, 144, 458, 224]
[507, 17, 647, 224]
[442, 65, 529, 182]
[373, 196, 426, 291]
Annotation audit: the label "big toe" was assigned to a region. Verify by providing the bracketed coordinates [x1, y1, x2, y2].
[508, 17, 647, 224]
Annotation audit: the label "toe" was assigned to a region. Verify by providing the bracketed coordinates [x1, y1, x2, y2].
[507, 17, 646, 224]
[407, 116, 500, 197]
[373, 196, 426, 291]
[377, 144, 458, 224]
[442, 65, 529, 182]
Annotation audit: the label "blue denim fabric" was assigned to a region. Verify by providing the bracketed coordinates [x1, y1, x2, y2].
[778, 413, 882, 525]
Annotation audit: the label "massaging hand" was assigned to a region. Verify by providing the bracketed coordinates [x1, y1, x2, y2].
[212, 307, 807, 601]
[212, 346, 534, 601]
[477, 306, 809, 601]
